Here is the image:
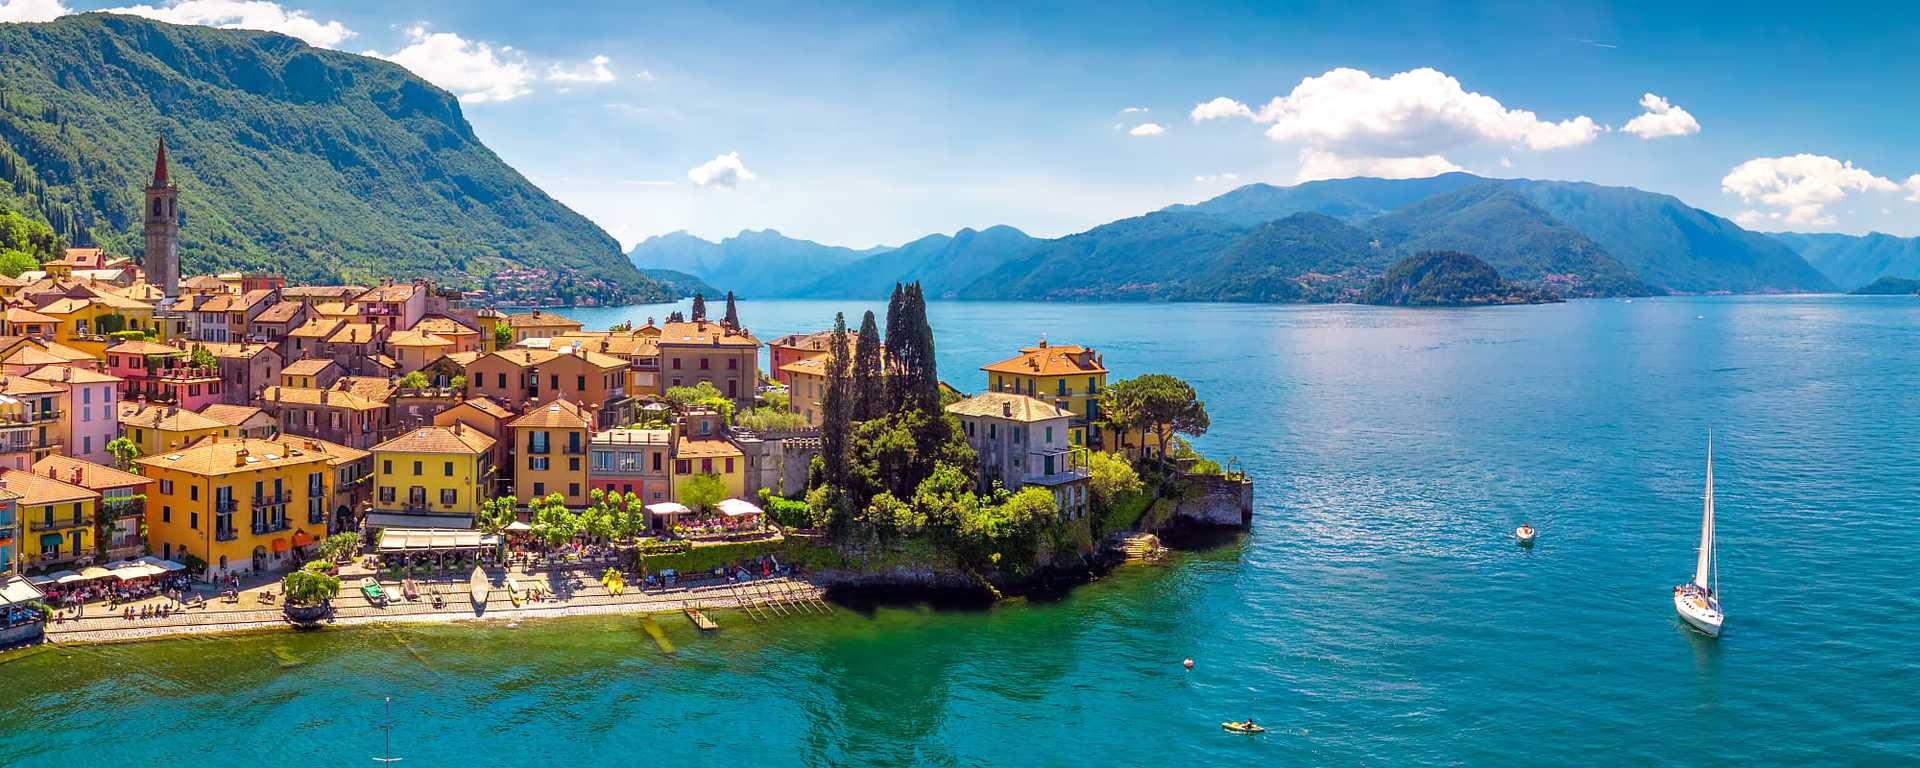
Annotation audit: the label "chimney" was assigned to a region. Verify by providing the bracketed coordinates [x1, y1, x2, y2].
[1003, 402, 1012, 417]
[69, 468, 80, 484]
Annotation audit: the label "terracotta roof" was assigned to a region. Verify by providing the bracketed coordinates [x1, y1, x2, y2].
[119, 402, 227, 432]
[324, 322, 380, 345]
[507, 311, 584, 329]
[259, 386, 386, 411]
[656, 320, 759, 348]
[446, 396, 514, 420]
[81, 290, 152, 311]
[508, 399, 593, 429]
[388, 330, 453, 347]
[354, 283, 422, 303]
[36, 297, 93, 315]
[338, 376, 396, 402]
[5, 347, 81, 369]
[311, 301, 361, 318]
[288, 318, 345, 339]
[282, 286, 366, 300]
[32, 341, 96, 362]
[0, 467, 99, 505]
[0, 275, 28, 289]
[198, 403, 268, 427]
[135, 437, 333, 477]
[196, 341, 276, 360]
[253, 300, 307, 324]
[414, 316, 478, 336]
[0, 375, 65, 397]
[24, 365, 122, 385]
[105, 340, 184, 356]
[675, 436, 743, 459]
[282, 359, 338, 376]
[980, 342, 1107, 377]
[297, 436, 371, 466]
[945, 392, 1075, 423]
[372, 425, 495, 455]
[557, 331, 657, 358]
[32, 455, 150, 492]
[182, 275, 230, 291]
[443, 351, 482, 369]
[5, 307, 57, 324]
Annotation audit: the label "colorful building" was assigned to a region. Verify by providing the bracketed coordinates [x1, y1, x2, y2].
[588, 427, 672, 503]
[369, 425, 495, 528]
[24, 365, 121, 464]
[2, 467, 99, 569]
[257, 384, 392, 450]
[655, 319, 761, 406]
[505, 310, 584, 345]
[509, 399, 593, 506]
[137, 436, 335, 579]
[118, 401, 226, 456]
[980, 340, 1109, 448]
[946, 392, 1090, 520]
[33, 455, 151, 562]
[466, 346, 631, 428]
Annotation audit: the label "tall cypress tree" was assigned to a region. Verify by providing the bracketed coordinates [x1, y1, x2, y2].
[883, 282, 908, 410]
[906, 282, 939, 411]
[821, 312, 853, 491]
[690, 292, 707, 321]
[723, 290, 739, 328]
[852, 310, 884, 421]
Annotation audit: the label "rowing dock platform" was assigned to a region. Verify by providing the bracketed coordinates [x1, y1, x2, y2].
[684, 607, 719, 631]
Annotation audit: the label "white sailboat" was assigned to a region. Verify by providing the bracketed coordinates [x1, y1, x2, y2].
[1674, 434, 1724, 637]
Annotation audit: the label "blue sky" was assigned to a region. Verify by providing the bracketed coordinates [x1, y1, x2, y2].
[11, 0, 1920, 246]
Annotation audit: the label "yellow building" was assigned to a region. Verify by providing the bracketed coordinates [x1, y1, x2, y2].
[2, 467, 99, 569]
[118, 401, 226, 456]
[672, 434, 746, 502]
[370, 424, 496, 525]
[980, 340, 1110, 447]
[509, 399, 592, 506]
[137, 436, 335, 578]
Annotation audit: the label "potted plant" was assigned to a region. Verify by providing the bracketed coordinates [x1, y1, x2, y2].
[283, 560, 341, 624]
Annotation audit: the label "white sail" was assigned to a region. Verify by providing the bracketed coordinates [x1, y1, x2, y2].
[1693, 434, 1715, 589]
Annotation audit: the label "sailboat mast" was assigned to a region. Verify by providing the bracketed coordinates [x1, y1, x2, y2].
[1693, 432, 1715, 590]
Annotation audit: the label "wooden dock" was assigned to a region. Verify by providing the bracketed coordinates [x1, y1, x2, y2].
[684, 607, 719, 631]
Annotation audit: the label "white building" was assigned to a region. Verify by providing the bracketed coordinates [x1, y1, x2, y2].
[945, 392, 1090, 519]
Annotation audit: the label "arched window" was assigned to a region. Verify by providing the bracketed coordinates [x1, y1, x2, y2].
[152, 199, 162, 217]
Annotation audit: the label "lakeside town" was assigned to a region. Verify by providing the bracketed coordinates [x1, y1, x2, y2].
[0, 142, 1248, 647]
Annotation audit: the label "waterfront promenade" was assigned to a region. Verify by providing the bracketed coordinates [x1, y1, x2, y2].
[40, 561, 825, 645]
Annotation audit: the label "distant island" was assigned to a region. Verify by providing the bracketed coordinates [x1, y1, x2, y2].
[1850, 275, 1920, 295]
[1360, 251, 1560, 307]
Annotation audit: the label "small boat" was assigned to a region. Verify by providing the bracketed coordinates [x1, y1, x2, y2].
[1221, 721, 1266, 734]
[360, 578, 387, 606]
[506, 576, 522, 607]
[1515, 524, 1536, 546]
[402, 578, 419, 601]
[1674, 433, 1725, 638]
[468, 566, 489, 608]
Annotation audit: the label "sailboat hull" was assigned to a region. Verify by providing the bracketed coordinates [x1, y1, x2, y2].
[1674, 590, 1723, 637]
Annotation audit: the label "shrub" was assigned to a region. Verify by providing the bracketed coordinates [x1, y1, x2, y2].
[283, 560, 342, 607]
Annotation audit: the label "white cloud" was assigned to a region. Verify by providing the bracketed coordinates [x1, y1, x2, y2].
[1128, 122, 1165, 137]
[1722, 154, 1901, 227]
[547, 54, 615, 84]
[1906, 175, 1920, 203]
[688, 152, 755, 188]
[1499, 156, 1513, 168]
[634, 69, 656, 82]
[1121, 106, 1149, 113]
[0, 0, 69, 22]
[102, 0, 354, 48]
[1621, 93, 1700, 139]
[1193, 173, 1241, 183]
[370, 26, 532, 103]
[1190, 96, 1254, 122]
[1296, 148, 1464, 183]
[1192, 67, 1599, 182]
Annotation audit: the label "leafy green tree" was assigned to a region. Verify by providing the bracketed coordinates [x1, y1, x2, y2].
[530, 493, 574, 548]
[283, 560, 341, 607]
[677, 473, 727, 514]
[853, 310, 884, 421]
[1100, 374, 1210, 466]
[318, 532, 360, 563]
[450, 374, 466, 392]
[1085, 451, 1143, 508]
[493, 324, 513, 349]
[189, 343, 217, 370]
[398, 370, 430, 390]
[0, 249, 39, 279]
[106, 436, 141, 471]
[477, 495, 519, 535]
[95, 313, 127, 334]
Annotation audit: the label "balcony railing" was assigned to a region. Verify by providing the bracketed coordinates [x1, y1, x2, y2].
[28, 516, 92, 533]
[216, 499, 237, 513]
[215, 527, 238, 542]
[252, 492, 291, 509]
[102, 499, 144, 518]
[251, 518, 291, 535]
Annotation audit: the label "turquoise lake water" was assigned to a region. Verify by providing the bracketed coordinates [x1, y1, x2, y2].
[5, 296, 1918, 766]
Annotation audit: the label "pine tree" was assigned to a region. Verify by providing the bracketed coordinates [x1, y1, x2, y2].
[723, 291, 739, 328]
[906, 282, 939, 411]
[883, 283, 908, 411]
[821, 312, 854, 492]
[666, 310, 685, 323]
[691, 292, 707, 321]
[852, 310, 884, 421]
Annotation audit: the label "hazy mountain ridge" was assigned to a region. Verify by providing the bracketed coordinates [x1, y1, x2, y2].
[1770, 231, 1920, 291]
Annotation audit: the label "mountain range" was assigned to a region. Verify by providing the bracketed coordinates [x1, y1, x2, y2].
[1769, 231, 1920, 292]
[0, 14, 668, 304]
[632, 173, 1845, 302]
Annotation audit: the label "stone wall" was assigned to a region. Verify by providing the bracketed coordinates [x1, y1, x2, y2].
[1164, 474, 1253, 530]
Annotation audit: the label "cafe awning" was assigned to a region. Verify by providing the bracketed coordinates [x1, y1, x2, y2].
[504, 521, 533, 532]
[291, 530, 316, 547]
[716, 498, 764, 518]
[52, 571, 86, 584]
[77, 566, 113, 581]
[271, 538, 290, 553]
[0, 576, 44, 606]
[105, 560, 165, 580]
[377, 527, 497, 552]
[645, 502, 690, 519]
[138, 556, 186, 572]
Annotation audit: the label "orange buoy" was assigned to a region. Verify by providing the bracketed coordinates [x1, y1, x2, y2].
[1183, 658, 1195, 670]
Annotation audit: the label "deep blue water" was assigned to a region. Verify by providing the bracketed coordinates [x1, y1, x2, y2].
[4, 296, 1918, 766]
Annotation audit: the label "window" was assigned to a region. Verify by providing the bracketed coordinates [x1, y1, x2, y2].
[190, 510, 198, 529]
[672, 358, 682, 370]
[413, 461, 423, 476]
[1045, 426, 1054, 443]
[728, 358, 738, 370]
[676, 459, 690, 474]
[162, 505, 171, 523]
[532, 482, 545, 496]
[497, 372, 507, 389]
[440, 488, 458, 506]
[577, 375, 586, 390]
[383, 460, 393, 475]
[529, 456, 549, 471]
[529, 431, 549, 453]
[159, 479, 174, 494]
[700, 357, 710, 370]
[701, 458, 713, 473]
[569, 457, 580, 471]
[592, 451, 613, 471]
[567, 432, 581, 454]
[568, 483, 580, 497]
[379, 486, 395, 503]
[1057, 379, 1067, 396]
[444, 461, 454, 477]
[652, 452, 662, 471]
[724, 458, 733, 473]
[989, 423, 997, 440]
[189, 485, 199, 501]
[1014, 427, 1023, 444]
[1088, 377, 1098, 393]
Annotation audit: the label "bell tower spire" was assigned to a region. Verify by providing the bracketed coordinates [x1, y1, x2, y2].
[143, 136, 179, 298]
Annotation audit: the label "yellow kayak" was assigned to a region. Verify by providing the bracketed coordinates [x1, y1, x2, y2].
[1222, 722, 1266, 734]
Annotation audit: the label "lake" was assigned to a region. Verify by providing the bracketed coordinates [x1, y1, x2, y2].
[4, 296, 1918, 766]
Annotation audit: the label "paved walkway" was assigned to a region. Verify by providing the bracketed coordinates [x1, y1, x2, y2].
[42, 561, 826, 645]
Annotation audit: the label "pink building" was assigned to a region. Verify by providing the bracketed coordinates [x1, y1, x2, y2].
[24, 365, 122, 464]
[104, 340, 223, 411]
[352, 282, 427, 333]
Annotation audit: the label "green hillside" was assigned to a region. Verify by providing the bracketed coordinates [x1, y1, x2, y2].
[1368, 184, 1650, 297]
[1172, 212, 1384, 302]
[1360, 251, 1557, 306]
[0, 14, 667, 303]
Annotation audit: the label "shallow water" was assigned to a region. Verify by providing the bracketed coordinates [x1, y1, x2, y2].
[5, 296, 1918, 766]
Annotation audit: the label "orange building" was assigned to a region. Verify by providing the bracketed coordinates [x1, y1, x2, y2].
[508, 399, 593, 506]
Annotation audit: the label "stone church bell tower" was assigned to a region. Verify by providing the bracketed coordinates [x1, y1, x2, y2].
[143, 137, 180, 299]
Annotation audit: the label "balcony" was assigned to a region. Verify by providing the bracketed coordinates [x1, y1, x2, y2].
[28, 516, 92, 533]
[215, 527, 238, 542]
[252, 492, 292, 509]
[102, 499, 144, 519]
[0, 408, 63, 425]
[216, 499, 237, 514]
[251, 518, 291, 536]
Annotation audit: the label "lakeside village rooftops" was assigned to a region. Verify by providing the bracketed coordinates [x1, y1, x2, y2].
[134, 436, 335, 477]
[508, 399, 594, 429]
[0, 466, 97, 505]
[657, 319, 760, 348]
[281, 359, 337, 377]
[260, 385, 388, 411]
[197, 403, 266, 428]
[506, 310, 584, 330]
[24, 365, 122, 386]
[980, 338, 1108, 377]
[593, 427, 672, 446]
[945, 391, 1076, 423]
[373, 424, 496, 455]
[119, 401, 227, 432]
